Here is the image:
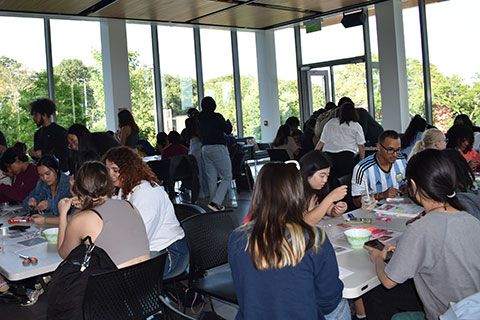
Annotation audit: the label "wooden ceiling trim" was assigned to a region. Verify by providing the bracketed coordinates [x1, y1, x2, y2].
[0, 0, 99, 14]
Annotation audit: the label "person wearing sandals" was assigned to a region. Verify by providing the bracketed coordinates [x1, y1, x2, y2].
[229, 162, 349, 320]
[102, 146, 188, 279]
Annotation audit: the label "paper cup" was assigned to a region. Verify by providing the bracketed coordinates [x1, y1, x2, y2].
[42, 227, 59, 244]
[344, 228, 372, 248]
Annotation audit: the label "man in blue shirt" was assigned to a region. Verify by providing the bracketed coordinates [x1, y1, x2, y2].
[351, 130, 407, 207]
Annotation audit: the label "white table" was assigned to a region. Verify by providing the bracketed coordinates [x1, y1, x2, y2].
[0, 206, 62, 281]
[319, 208, 411, 299]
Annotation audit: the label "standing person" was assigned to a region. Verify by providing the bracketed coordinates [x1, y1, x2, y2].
[198, 96, 232, 211]
[116, 109, 139, 149]
[401, 115, 427, 156]
[23, 155, 72, 224]
[363, 149, 480, 319]
[229, 162, 349, 320]
[0, 147, 38, 203]
[185, 117, 209, 198]
[28, 98, 68, 171]
[272, 124, 298, 160]
[317, 102, 366, 178]
[351, 130, 407, 207]
[408, 128, 447, 160]
[102, 146, 188, 279]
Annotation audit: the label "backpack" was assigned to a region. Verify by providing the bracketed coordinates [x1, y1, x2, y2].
[47, 236, 117, 320]
[314, 108, 339, 138]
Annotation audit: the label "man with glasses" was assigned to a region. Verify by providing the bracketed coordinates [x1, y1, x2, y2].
[351, 130, 407, 207]
[28, 98, 68, 172]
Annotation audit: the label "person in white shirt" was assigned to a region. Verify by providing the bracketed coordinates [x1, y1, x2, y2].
[102, 146, 188, 279]
[316, 102, 365, 178]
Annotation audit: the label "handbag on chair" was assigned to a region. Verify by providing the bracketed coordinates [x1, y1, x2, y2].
[47, 236, 117, 320]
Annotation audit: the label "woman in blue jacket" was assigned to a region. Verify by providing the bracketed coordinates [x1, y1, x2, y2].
[23, 154, 72, 225]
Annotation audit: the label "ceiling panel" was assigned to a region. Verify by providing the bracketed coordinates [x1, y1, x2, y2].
[89, 0, 236, 23]
[0, 0, 98, 15]
[192, 5, 315, 29]
[256, 0, 374, 12]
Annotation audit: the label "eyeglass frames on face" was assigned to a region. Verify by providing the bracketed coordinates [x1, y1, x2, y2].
[379, 144, 401, 155]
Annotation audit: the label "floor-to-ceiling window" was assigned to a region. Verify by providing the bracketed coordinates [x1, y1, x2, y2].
[200, 28, 236, 132]
[50, 19, 103, 131]
[157, 25, 197, 133]
[126, 23, 155, 143]
[0, 16, 46, 147]
[237, 31, 260, 140]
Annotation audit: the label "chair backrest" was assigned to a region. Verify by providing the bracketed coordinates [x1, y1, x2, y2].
[181, 211, 237, 278]
[267, 148, 291, 162]
[231, 149, 246, 178]
[147, 158, 171, 185]
[83, 253, 167, 320]
[169, 155, 200, 203]
[257, 142, 272, 150]
[173, 203, 206, 223]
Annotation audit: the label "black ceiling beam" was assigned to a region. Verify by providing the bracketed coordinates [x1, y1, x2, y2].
[79, 0, 118, 16]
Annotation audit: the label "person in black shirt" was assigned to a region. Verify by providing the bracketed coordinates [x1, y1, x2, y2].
[28, 98, 68, 172]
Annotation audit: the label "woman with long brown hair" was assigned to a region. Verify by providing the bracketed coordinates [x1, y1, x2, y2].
[228, 162, 349, 319]
[102, 146, 188, 278]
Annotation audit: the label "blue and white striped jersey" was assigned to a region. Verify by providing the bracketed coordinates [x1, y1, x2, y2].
[351, 153, 407, 197]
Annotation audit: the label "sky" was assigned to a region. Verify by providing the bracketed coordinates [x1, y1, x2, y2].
[0, 0, 478, 83]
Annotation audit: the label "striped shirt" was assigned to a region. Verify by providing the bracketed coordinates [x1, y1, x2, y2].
[351, 153, 407, 197]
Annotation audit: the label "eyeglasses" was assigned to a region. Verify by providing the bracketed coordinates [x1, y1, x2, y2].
[379, 144, 401, 155]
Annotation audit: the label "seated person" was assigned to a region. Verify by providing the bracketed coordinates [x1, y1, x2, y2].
[351, 130, 407, 207]
[57, 161, 150, 268]
[286, 116, 303, 146]
[363, 149, 480, 319]
[0, 147, 38, 203]
[408, 128, 446, 160]
[161, 131, 188, 160]
[229, 162, 349, 319]
[23, 155, 72, 225]
[272, 124, 298, 159]
[299, 151, 348, 223]
[155, 132, 168, 155]
[102, 146, 188, 279]
[446, 124, 480, 169]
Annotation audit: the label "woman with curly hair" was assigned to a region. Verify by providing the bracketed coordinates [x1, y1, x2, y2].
[101, 146, 188, 279]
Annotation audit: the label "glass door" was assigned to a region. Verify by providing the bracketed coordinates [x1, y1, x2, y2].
[307, 69, 330, 113]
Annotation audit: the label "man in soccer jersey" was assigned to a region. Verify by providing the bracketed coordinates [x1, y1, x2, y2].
[351, 130, 407, 207]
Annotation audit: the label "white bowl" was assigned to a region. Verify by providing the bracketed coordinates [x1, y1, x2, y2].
[344, 228, 372, 248]
[42, 227, 59, 244]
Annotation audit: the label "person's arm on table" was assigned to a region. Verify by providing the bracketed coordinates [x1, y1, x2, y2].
[353, 187, 401, 207]
[358, 144, 365, 160]
[304, 185, 347, 224]
[364, 244, 397, 289]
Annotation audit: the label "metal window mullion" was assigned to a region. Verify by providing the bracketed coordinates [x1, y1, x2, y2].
[151, 24, 164, 133]
[418, 0, 433, 125]
[44, 18, 55, 120]
[363, 8, 375, 116]
[231, 30, 243, 137]
[194, 26, 204, 108]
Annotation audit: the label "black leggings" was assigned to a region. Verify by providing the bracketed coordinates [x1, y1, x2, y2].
[325, 151, 357, 178]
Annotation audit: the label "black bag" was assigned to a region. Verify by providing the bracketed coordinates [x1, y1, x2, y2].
[47, 236, 117, 320]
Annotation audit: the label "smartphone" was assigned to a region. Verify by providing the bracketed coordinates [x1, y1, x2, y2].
[9, 225, 30, 232]
[364, 239, 393, 263]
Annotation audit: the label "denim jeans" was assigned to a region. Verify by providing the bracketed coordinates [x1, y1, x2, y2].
[325, 299, 350, 320]
[152, 237, 190, 280]
[201, 144, 232, 206]
[189, 138, 209, 198]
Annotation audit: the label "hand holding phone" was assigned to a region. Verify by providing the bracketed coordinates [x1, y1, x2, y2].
[364, 239, 393, 263]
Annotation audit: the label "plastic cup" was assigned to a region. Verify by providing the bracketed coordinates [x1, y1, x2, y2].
[344, 228, 372, 248]
[361, 194, 377, 211]
[42, 228, 59, 244]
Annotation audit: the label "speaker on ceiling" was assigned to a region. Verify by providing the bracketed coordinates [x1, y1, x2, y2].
[341, 11, 366, 28]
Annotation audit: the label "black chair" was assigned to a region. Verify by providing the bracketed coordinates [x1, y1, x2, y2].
[173, 203, 206, 223]
[147, 158, 171, 187]
[169, 155, 200, 204]
[267, 148, 291, 162]
[231, 147, 252, 192]
[181, 211, 238, 305]
[83, 253, 167, 320]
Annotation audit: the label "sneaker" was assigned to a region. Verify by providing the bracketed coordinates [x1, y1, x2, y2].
[21, 288, 42, 307]
[207, 202, 225, 211]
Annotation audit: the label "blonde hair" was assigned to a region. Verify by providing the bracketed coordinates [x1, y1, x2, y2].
[408, 128, 444, 160]
[245, 162, 325, 270]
